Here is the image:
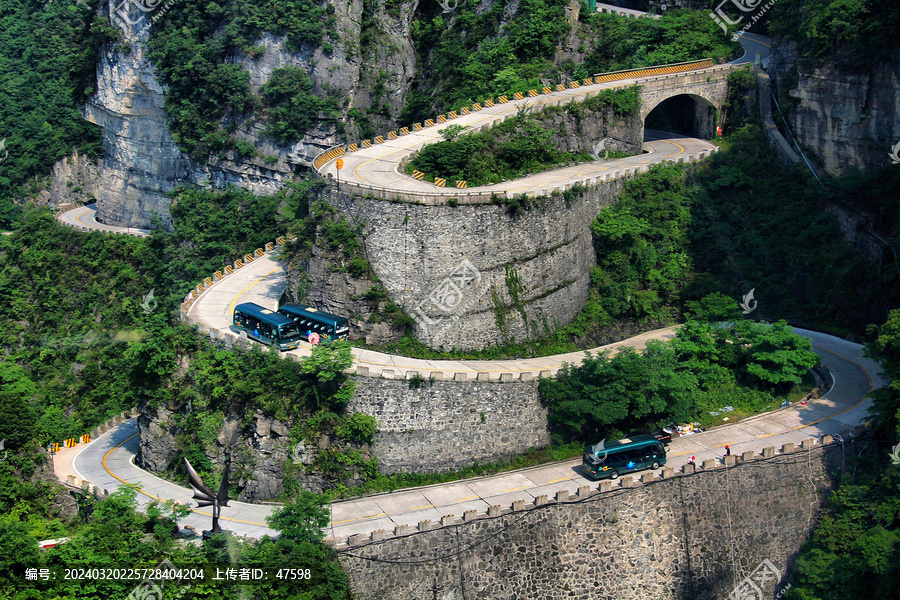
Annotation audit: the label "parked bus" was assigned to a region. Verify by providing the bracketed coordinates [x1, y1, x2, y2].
[582, 434, 667, 480]
[277, 303, 350, 344]
[233, 302, 304, 351]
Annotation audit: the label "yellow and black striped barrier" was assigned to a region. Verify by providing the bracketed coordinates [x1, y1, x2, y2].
[556, 84, 566, 91]
[65, 438, 76, 448]
[375, 135, 385, 144]
[528, 89, 539, 97]
[448, 110, 457, 119]
[204, 277, 213, 287]
[362, 139, 372, 148]
[455, 180, 467, 189]
[225, 264, 234, 275]
[81, 434, 90, 444]
[265, 242, 275, 251]
[388, 131, 398, 140]
[400, 126, 410, 135]
[498, 95, 509, 103]
[413, 123, 423, 131]
[434, 178, 447, 187]
[542, 86, 552, 94]
[349, 143, 359, 151]
[437, 114, 447, 123]
[51, 443, 60, 453]
[461, 106, 470, 115]
[244, 253, 254, 263]
[592, 59, 714, 84]
[425, 118, 435, 127]
[313, 146, 346, 170]
[412, 170, 425, 181]
[484, 99, 495, 107]
[583, 78, 594, 85]
[513, 92, 523, 100]
[570, 81, 580, 88]
[472, 103, 482, 111]
[255, 248, 264, 257]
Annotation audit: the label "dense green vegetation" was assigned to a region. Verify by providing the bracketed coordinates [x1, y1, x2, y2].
[540, 319, 818, 443]
[768, 0, 900, 66]
[146, 0, 338, 159]
[579, 10, 736, 74]
[0, 486, 349, 599]
[405, 87, 639, 186]
[402, 4, 738, 121]
[0, 0, 116, 228]
[781, 310, 900, 599]
[0, 186, 363, 599]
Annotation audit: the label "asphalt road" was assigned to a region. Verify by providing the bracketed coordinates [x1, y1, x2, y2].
[66, 328, 883, 545]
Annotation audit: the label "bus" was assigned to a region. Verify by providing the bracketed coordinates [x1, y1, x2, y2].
[233, 302, 304, 351]
[277, 303, 350, 344]
[582, 434, 667, 480]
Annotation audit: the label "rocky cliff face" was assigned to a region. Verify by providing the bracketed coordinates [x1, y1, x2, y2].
[136, 402, 334, 502]
[66, 0, 419, 229]
[770, 45, 900, 176]
[32, 151, 101, 210]
[284, 234, 410, 347]
[83, 18, 190, 229]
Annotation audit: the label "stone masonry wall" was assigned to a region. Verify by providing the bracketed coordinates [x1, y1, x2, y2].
[135, 373, 551, 498]
[320, 179, 626, 350]
[339, 440, 842, 600]
[347, 377, 550, 475]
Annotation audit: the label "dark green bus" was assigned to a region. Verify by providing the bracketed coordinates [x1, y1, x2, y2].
[233, 302, 303, 351]
[277, 303, 350, 343]
[582, 434, 667, 480]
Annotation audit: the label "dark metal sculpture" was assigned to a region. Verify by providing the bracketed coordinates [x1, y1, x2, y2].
[184, 458, 231, 536]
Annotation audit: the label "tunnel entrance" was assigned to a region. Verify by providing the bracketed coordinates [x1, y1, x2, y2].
[644, 94, 716, 139]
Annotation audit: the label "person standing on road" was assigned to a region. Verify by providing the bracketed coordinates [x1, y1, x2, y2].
[725, 445, 731, 457]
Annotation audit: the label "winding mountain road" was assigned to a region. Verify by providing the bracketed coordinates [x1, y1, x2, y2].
[56, 328, 881, 545]
[48, 10, 797, 548]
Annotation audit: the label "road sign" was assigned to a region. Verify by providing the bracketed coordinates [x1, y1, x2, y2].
[335, 158, 344, 170]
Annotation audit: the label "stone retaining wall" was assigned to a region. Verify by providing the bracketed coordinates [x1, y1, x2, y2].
[347, 378, 549, 474]
[339, 435, 845, 600]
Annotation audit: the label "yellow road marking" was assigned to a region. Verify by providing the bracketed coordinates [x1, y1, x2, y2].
[227, 264, 284, 316]
[455, 495, 480, 502]
[547, 477, 572, 483]
[501, 486, 527, 493]
[412, 504, 434, 510]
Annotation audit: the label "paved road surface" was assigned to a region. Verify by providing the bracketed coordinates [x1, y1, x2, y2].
[62, 329, 882, 544]
[58, 204, 151, 237]
[186, 251, 682, 380]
